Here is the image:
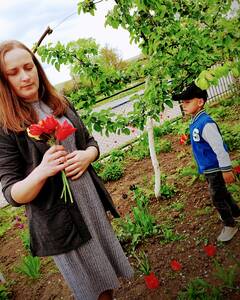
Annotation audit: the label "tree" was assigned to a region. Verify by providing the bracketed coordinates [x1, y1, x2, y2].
[37, 1, 240, 198]
[76, 0, 240, 197]
[37, 38, 134, 136]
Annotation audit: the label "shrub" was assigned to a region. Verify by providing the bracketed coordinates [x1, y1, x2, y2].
[160, 183, 176, 199]
[221, 124, 240, 151]
[156, 139, 172, 153]
[92, 161, 104, 173]
[100, 161, 124, 182]
[153, 120, 174, 137]
[109, 149, 125, 162]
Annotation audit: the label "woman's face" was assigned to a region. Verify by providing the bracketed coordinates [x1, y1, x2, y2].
[4, 48, 39, 102]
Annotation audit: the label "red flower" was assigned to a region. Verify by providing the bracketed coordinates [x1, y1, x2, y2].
[171, 260, 182, 271]
[233, 165, 240, 174]
[179, 134, 188, 145]
[144, 272, 160, 289]
[15, 223, 24, 229]
[55, 120, 77, 141]
[27, 115, 77, 204]
[39, 115, 59, 134]
[28, 124, 44, 136]
[204, 244, 217, 257]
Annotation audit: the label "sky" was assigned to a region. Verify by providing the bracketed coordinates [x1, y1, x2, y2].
[0, 0, 141, 84]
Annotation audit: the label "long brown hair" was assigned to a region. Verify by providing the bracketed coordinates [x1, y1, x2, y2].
[0, 40, 69, 132]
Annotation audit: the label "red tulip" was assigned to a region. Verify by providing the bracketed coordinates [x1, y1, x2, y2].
[171, 260, 182, 271]
[28, 124, 44, 136]
[55, 120, 77, 141]
[39, 115, 59, 134]
[179, 134, 188, 145]
[27, 115, 77, 204]
[204, 244, 217, 257]
[144, 272, 160, 289]
[233, 166, 240, 174]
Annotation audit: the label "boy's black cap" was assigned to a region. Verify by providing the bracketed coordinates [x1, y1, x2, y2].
[172, 83, 208, 101]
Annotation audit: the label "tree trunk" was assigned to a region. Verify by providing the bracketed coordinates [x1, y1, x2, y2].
[146, 117, 161, 199]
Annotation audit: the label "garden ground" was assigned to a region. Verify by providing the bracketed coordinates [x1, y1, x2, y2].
[0, 97, 240, 299]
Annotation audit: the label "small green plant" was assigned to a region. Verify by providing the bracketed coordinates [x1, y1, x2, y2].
[92, 160, 104, 173]
[108, 149, 125, 162]
[19, 230, 31, 252]
[227, 183, 240, 201]
[160, 183, 176, 199]
[134, 251, 151, 275]
[116, 187, 159, 248]
[100, 161, 124, 181]
[127, 132, 150, 161]
[16, 255, 41, 279]
[179, 165, 199, 177]
[221, 124, 240, 151]
[0, 207, 24, 237]
[177, 278, 222, 300]
[214, 260, 238, 289]
[160, 224, 185, 244]
[178, 164, 205, 185]
[153, 121, 173, 138]
[207, 106, 228, 120]
[195, 206, 213, 217]
[0, 284, 11, 300]
[156, 139, 172, 153]
[169, 201, 185, 212]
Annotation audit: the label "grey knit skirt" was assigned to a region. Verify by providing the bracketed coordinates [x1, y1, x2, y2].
[52, 138, 133, 300]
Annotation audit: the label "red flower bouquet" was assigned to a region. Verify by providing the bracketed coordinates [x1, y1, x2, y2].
[27, 115, 77, 203]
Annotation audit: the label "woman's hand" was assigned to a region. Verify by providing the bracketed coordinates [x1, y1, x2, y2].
[37, 145, 68, 180]
[11, 145, 68, 204]
[65, 147, 98, 180]
[222, 171, 235, 184]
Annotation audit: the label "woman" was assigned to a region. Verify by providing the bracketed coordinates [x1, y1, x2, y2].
[0, 40, 133, 300]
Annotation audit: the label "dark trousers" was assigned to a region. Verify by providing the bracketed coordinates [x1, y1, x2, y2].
[205, 171, 240, 227]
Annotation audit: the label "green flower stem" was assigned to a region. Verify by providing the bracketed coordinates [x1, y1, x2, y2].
[61, 171, 73, 203]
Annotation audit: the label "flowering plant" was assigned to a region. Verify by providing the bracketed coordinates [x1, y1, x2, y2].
[203, 244, 217, 257]
[144, 272, 160, 289]
[27, 115, 77, 203]
[233, 165, 240, 180]
[134, 251, 160, 289]
[170, 259, 182, 271]
[179, 134, 189, 145]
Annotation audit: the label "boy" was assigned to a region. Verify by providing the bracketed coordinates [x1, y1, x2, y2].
[173, 83, 240, 242]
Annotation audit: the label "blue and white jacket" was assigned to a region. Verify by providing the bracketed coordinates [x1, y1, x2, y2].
[190, 110, 232, 174]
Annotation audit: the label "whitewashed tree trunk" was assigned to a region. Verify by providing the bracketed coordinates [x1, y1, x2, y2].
[146, 117, 161, 198]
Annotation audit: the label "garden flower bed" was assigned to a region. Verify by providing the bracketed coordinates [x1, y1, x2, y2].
[0, 96, 240, 299]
